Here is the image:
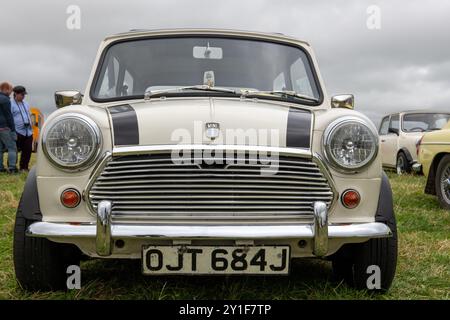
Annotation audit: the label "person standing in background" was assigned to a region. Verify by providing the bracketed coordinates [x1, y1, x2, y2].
[0, 82, 18, 173]
[11, 86, 33, 172]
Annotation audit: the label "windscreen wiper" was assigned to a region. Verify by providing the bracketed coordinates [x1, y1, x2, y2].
[144, 85, 239, 100]
[144, 87, 319, 104]
[241, 90, 319, 103]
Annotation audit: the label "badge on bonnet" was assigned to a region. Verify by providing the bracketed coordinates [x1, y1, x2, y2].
[205, 122, 220, 140]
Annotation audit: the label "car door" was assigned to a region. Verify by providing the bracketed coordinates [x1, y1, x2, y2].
[379, 116, 391, 166]
[381, 114, 400, 167]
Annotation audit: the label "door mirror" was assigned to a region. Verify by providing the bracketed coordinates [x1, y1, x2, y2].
[388, 127, 399, 135]
[331, 94, 354, 109]
[55, 90, 83, 108]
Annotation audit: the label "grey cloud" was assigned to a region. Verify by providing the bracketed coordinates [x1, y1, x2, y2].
[0, 0, 449, 127]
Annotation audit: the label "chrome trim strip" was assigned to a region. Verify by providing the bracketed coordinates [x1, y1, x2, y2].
[313, 201, 328, 257]
[96, 200, 112, 256]
[112, 144, 312, 157]
[420, 142, 450, 146]
[84, 151, 113, 214]
[312, 153, 339, 214]
[27, 222, 392, 240]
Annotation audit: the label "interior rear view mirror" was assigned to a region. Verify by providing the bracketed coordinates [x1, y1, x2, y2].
[193, 43, 223, 60]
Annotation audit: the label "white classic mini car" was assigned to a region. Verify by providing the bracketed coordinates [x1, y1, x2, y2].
[379, 111, 450, 174]
[14, 29, 397, 292]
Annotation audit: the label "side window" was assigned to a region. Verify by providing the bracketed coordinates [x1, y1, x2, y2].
[97, 56, 135, 98]
[273, 72, 286, 91]
[123, 70, 134, 96]
[290, 58, 314, 98]
[98, 57, 119, 98]
[389, 114, 399, 133]
[434, 118, 448, 129]
[379, 116, 390, 135]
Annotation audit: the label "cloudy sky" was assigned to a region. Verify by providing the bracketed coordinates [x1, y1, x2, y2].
[1, 0, 449, 126]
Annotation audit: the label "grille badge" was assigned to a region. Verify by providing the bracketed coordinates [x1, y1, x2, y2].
[205, 122, 220, 140]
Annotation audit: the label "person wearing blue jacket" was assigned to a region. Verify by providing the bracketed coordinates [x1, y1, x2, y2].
[11, 86, 34, 171]
[0, 82, 17, 173]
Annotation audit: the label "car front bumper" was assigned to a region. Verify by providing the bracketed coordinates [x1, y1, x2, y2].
[27, 201, 392, 258]
[412, 162, 423, 174]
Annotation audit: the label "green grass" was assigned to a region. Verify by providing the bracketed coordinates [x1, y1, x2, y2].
[0, 157, 449, 299]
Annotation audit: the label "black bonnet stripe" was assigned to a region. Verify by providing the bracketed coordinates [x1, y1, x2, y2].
[287, 108, 312, 148]
[108, 104, 139, 146]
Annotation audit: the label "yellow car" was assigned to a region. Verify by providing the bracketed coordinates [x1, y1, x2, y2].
[417, 121, 450, 209]
[30, 107, 44, 152]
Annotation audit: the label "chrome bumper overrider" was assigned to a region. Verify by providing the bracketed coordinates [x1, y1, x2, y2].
[27, 201, 392, 257]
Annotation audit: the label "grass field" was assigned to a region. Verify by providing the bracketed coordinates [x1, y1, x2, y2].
[0, 156, 449, 299]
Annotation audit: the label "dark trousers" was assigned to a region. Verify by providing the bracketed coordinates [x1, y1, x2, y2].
[16, 133, 33, 170]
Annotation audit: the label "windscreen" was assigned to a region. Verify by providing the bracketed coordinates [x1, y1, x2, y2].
[92, 37, 321, 103]
[403, 113, 450, 132]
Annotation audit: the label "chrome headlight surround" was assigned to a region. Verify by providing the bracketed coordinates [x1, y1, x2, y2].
[42, 113, 102, 171]
[323, 116, 379, 173]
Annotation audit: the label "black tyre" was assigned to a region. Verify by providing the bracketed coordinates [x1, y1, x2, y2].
[332, 229, 397, 292]
[331, 251, 353, 284]
[396, 152, 410, 175]
[435, 154, 450, 210]
[13, 195, 81, 291]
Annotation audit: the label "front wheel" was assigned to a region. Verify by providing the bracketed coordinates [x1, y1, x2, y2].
[435, 154, 450, 210]
[396, 152, 410, 175]
[332, 173, 398, 292]
[332, 233, 397, 292]
[13, 195, 81, 291]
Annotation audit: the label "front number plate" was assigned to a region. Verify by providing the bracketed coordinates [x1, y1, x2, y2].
[142, 245, 290, 275]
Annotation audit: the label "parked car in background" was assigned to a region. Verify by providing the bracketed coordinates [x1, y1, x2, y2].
[379, 111, 450, 174]
[30, 107, 44, 152]
[14, 29, 398, 292]
[417, 120, 450, 209]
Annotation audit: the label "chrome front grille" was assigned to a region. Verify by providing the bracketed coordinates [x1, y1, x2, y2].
[87, 152, 335, 223]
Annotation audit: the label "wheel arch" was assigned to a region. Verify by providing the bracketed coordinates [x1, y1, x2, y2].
[20, 167, 42, 221]
[397, 148, 413, 164]
[425, 152, 449, 195]
[375, 171, 396, 230]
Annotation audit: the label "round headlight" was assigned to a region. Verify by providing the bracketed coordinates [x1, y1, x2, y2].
[43, 114, 101, 169]
[323, 117, 378, 172]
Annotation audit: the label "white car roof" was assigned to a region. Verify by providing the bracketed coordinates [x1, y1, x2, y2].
[103, 28, 310, 46]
